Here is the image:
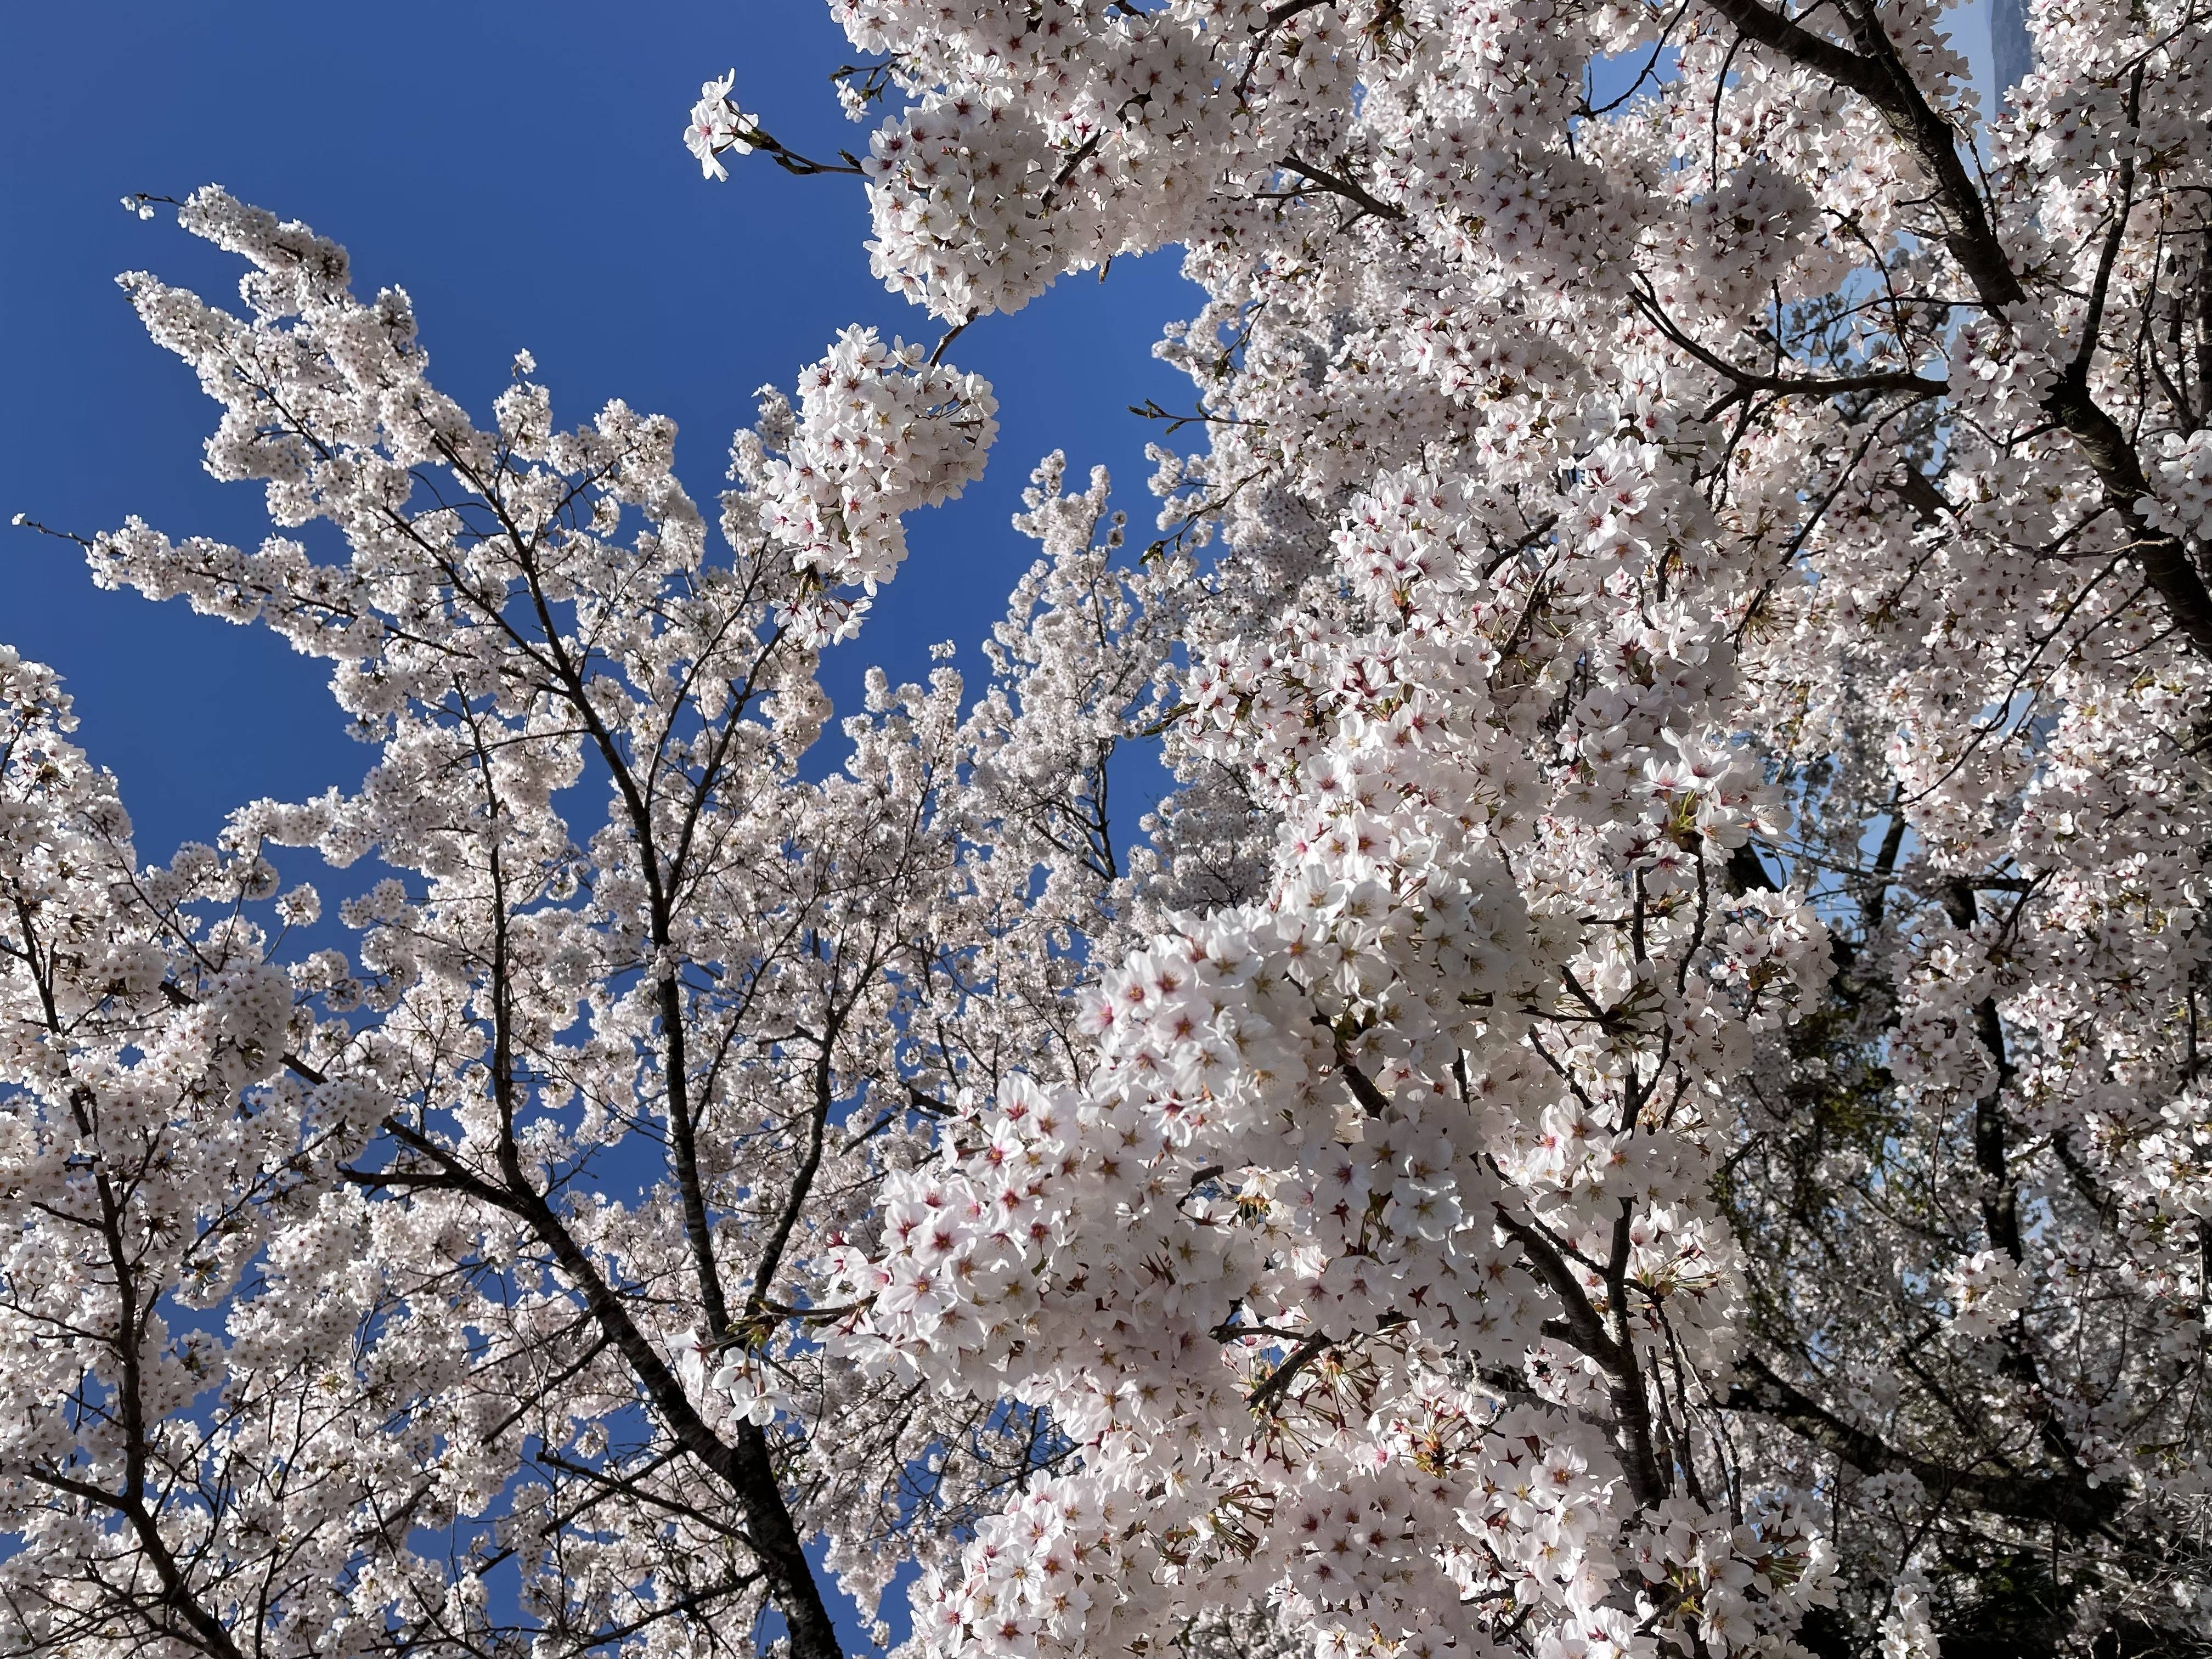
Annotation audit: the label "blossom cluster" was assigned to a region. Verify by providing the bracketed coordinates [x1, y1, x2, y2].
[732, 324, 999, 596]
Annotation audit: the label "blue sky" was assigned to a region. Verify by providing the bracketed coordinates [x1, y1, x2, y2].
[2, 0, 1203, 861]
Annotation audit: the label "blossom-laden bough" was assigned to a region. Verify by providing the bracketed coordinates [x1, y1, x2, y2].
[699, 0, 2208, 1652]
[3, 188, 1184, 1659]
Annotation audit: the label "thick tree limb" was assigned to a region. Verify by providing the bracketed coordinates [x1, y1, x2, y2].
[1725, 1354, 2120, 1534]
[1494, 1203, 1671, 1508]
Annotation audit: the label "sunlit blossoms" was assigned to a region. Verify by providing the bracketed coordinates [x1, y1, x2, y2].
[737, 324, 999, 597]
[747, 0, 2209, 1650]
[686, 71, 757, 180]
[0, 181, 1189, 1659]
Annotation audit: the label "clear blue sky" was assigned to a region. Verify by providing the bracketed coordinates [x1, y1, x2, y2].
[2, 1, 1201, 860]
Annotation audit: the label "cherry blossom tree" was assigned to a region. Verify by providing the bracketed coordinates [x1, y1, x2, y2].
[2, 190, 1186, 1659]
[7, 1, 2212, 1657]
[691, 0, 2212, 1651]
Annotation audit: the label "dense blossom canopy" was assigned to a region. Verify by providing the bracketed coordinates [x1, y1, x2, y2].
[6, 3, 2212, 1658]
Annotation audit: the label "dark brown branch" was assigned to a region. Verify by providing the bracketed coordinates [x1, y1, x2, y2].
[1630, 283, 1945, 408]
[1329, 1039, 1393, 1118]
[1493, 1203, 1669, 1508]
[25, 1471, 249, 1659]
[1940, 881, 2023, 1261]
[11, 902, 251, 1659]
[1724, 1354, 2120, 1534]
[1702, 0, 2022, 308]
[1274, 152, 1406, 222]
[1246, 1329, 1335, 1414]
[747, 1017, 840, 1314]
[1040, 132, 1107, 213]
[745, 127, 867, 178]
